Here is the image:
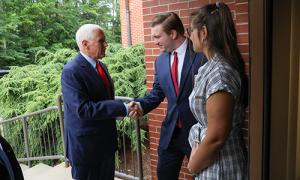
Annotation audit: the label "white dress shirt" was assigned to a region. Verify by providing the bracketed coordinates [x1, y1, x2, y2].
[170, 38, 188, 86]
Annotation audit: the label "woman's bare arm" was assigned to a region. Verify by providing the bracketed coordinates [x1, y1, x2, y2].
[188, 91, 234, 174]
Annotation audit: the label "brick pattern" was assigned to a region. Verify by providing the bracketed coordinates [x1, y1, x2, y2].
[122, 0, 249, 179]
[120, 0, 144, 47]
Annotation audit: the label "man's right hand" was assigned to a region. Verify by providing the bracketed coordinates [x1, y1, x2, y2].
[127, 101, 143, 119]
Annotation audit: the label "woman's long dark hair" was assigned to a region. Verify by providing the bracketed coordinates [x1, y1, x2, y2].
[191, 2, 248, 107]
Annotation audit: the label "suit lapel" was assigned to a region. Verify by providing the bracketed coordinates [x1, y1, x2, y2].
[178, 45, 196, 99]
[164, 53, 177, 97]
[99, 62, 114, 98]
[77, 53, 100, 80]
[77, 53, 113, 98]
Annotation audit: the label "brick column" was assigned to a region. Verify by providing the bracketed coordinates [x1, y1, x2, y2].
[120, 0, 144, 47]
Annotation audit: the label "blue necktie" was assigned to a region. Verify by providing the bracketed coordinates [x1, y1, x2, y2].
[0, 147, 15, 180]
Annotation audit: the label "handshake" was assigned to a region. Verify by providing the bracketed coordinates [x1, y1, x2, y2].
[127, 101, 144, 119]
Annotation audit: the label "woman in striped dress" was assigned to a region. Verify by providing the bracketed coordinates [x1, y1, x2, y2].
[187, 2, 248, 179]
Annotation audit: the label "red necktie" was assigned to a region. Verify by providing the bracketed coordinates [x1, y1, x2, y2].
[96, 62, 111, 96]
[171, 51, 182, 128]
[171, 51, 179, 95]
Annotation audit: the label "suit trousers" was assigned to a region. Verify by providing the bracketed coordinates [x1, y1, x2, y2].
[157, 128, 191, 180]
[71, 153, 115, 180]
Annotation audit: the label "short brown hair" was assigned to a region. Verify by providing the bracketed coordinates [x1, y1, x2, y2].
[151, 12, 185, 36]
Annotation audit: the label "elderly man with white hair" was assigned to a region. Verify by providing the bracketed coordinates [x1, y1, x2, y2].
[61, 24, 136, 180]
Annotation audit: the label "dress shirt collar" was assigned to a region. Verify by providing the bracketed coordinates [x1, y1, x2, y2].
[80, 51, 97, 69]
[172, 38, 188, 56]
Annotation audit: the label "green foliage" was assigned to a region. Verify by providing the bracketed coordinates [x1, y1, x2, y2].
[103, 43, 148, 154]
[0, 0, 121, 67]
[0, 1, 29, 66]
[0, 48, 75, 117]
[0, 48, 75, 165]
[103, 44, 147, 98]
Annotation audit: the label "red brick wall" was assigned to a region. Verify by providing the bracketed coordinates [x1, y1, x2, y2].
[141, 0, 249, 179]
[120, 0, 144, 47]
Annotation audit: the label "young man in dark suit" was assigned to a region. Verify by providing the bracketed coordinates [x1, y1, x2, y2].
[61, 24, 135, 180]
[129, 13, 206, 179]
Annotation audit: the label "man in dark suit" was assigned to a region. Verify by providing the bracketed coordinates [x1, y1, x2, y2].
[129, 12, 206, 179]
[0, 135, 24, 180]
[61, 24, 135, 180]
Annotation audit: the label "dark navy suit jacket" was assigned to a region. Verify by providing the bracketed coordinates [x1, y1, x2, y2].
[136, 43, 206, 152]
[61, 53, 127, 166]
[0, 135, 24, 180]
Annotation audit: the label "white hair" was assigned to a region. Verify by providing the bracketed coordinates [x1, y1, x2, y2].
[75, 24, 103, 48]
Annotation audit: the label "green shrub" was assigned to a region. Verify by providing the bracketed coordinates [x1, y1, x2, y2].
[103, 43, 148, 163]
